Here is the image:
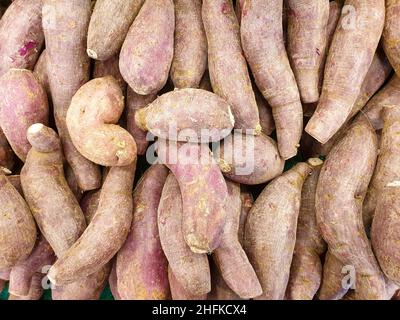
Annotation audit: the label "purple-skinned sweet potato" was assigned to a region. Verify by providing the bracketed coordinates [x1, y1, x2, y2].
[244, 162, 312, 300]
[254, 86, 275, 136]
[168, 266, 207, 301]
[8, 273, 43, 300]
[0, 128, 14, 171]
[157, 139, 228, 254]
[0, 68, 49, 161]
[0, 0, 44, 76]
[383, 0, 400, 76]
[120, 0, 174, 95]
[93, 54, 127, 93]
[117, 165, 169, 300]
[158, 173, 211, 297]
[33, 49, 50, 98]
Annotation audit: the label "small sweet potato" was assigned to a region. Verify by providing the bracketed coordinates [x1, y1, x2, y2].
[65, 165, 83, 202]
[117, 165, 169, 300]
[135, 88, 234, 143]
[0, 68, 49, 161]
[157, 140, 228, 254]
[120, 0, 174, 95]
[171, 0, 207, 89]
[315, 116, 387, 299]
[371, 106, 400, 285]
[238, 189, 253, 246]
[0, 172, 37, 269]
[66, 76, 137, 167]
[21, 124, 86, 258]
[203, 0, 260, 134]
[254, 86, 275, 136]
[0, 0, 44, 76]
[168, 266, 207, 301]
[215, 132, 284, 185]
[244, 162, 312, 300]
[33, 49, 50, 98]
[48, 161, 137, 285]
[8, 273, 43, 300]
[92, 54, 127, 93]
[87, 0, 144, 61]
[158, 173, 211, 297]
[383, 0, 400, 76]
[287, 0, 330, 103]
[0, 128, 14, 171]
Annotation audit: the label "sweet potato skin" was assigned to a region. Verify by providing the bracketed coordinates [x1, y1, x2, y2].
[66, 76, 137, 167]
[87, 0, 144, 61]
[244, 163, 312, 300]
[8, 273, 43, 300]
[109, 260, 120, 300]
[0, 0, 44, 76]
[305, 0, 385, 144]
[158, 173, 211, 297]
[0, 128, 14, 171]
[215, 132, 284, 185]
[203, 0, 260, 134]
[157, 140, 228, 254]
[254, 86, 275, 136]
[0, 69, 49, 161]
[42, 0, 101, 191]
[171, 0, 207, 89]
[371, 106, 400, 284]
[117, 165, 169, 300]
[316, 116, 387, 299]
[383, 0, 400, 76]
[135, 88, 234, 143]
[0, 173, 37, 269]
[33, 49, 50, 97]
[93, 54, 127, 93]
[120, 0, 174, 95]
[168, 266, 207, 300]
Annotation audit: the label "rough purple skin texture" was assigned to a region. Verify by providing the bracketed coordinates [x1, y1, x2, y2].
[120, 0, 174, 95]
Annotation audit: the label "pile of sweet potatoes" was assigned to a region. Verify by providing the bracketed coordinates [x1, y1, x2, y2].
[1, 0, 400, 301]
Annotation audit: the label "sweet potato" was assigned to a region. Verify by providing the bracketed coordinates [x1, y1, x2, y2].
[109, 260, 120, 300]
[286, 159, 326, 300]
[9, 235, 55, 297]
[42, 0, 101, 191]
[213, 180, 262, 299]
[244, 162, 312, 300]
[126, 89, 157, 156]
[66, 76, 137, 167]
[79, 190, 101, 225]
[0, 0, 44, 76]
[216, 132, 284, 185]
[33, 49, 50, 97]
[8, 273, 43, 300]
[254, 87, 275, 136]
[65, 165, 83, 202]
[0, 268, 10, 281]
[383, 0, 400, 76]
[371, 106, 400, 285]
[120, 0, 174, 95]
[168, 266, 207, 301]
[0, 69, 49, 161]
[87, 0, 144, 61]
[0, 172, 37, 269]
[241, 0, 303, 159]
[202, 0, 260, 134]
[305, 0, 385, 144]
[287, 0, 329, 103]
[21, 124, 86, 257]
[0, 128, 14, 171]
[92, 54, 127, 93]
[315, 116, 387, 299]
[171, 0, 207, 89]
[208, 259, 241, 300]
[158, 173, 211, 297]
[117, 165, 169, 300]
[157, 140, 228, 254]
[135, 88, 234, 143]
[47, 161, 137, 285]
[238, 190, 253, 246]
[7, 175, 22, 196]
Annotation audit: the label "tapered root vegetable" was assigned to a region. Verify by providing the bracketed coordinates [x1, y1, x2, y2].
[287, 0, 329, 103]
[305, 0, 385, 144]
[93, 55, 127, 93]
[42, 0, 101, 191]
[202, 0, 260, 134]
[287, 159, 326, 300]
[87, 0, 144, 61]
[126, 89, 157, 155]
[208, 259, 242, 300]
[315, 116, 387, 299]
[158, 174, 211, 296]
[168, 266, 207, 300]
[120, 0, 174, 95]
[213, 180, 262, 299]
[241, 0, 303, 159]
[244, 162, 312, 300]
[8, 273, 43, 300]
[66, 76, 137, 167]
[0, 173, 37, 269]
[21, 124, 86, 257]
[47, 161, 136, 285]
[117, 165, 169, 300]
[157, 140, 228, 254]
[0, 128, 14, 171]
[215, 132, 284, 185]
[0, 69, 49, 161]
[371, 106, 400, 284]
[135, 88, 234, 143]
[9, 236, 55, 297]
[383, 0, 400, 76]
[0, 0, 44, 76]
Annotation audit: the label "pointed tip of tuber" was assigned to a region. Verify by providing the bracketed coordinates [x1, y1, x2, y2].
[134, 109, 148, 131]
[307, 157, 324, 167]
[28, 123, 45, 135]
[87, 48, 98, 60]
